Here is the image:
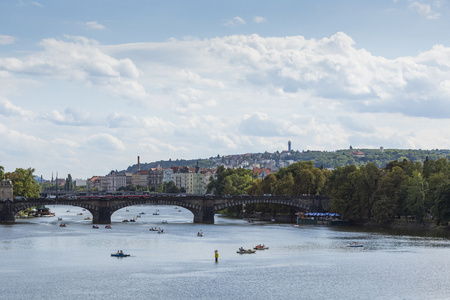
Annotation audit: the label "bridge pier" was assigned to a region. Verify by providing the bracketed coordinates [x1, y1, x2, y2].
[1, 201, 16, 223]
[193, 207, 215, 224]
[92, 207, 112, 224]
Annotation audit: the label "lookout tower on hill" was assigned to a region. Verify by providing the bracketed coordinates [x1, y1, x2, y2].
[0, 179, 13, 200]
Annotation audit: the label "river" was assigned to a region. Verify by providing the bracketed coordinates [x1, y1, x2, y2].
[1, 204, 449, 300]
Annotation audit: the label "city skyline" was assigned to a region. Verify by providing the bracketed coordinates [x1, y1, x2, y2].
[1, 0, 450, 179]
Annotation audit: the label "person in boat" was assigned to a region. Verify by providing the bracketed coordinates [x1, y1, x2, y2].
[239, 247, 244, 251]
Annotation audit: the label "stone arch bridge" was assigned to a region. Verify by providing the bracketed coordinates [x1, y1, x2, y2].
[0, 195, 330, 224]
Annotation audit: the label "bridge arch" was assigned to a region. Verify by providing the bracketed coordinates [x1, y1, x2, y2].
[1, 195, 329, 224]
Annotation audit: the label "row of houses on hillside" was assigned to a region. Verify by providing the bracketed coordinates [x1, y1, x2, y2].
[85, 166, 274, 194]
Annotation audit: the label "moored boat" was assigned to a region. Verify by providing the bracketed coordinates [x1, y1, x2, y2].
[92, 225, 99, 229]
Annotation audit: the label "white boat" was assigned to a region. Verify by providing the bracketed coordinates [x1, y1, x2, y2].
[197, 230, 204, 236]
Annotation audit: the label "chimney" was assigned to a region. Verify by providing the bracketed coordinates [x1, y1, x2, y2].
[138, 156, 140, 171]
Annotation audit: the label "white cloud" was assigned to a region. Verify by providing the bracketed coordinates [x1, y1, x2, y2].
[253, 16, 267, 23]
[0, 97, 32, 118]
[87, 133, 125, 151]
[0, 36, 147, 100]
[0, 35, 17, 45]
[86, 21, 106, 30]
[224, 17, 246, 27]
[408, 1, 441, 19]
[41, 107, 93, 126]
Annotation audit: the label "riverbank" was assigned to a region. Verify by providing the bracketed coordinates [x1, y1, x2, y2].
[356, 219, 450, 238]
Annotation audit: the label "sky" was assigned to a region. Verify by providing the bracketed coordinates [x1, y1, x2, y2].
[1, 0, 450, 179]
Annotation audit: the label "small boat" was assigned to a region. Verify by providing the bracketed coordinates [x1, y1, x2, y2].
[158, 229, 165, 234]
[347, 242, 363, 248]
[178, 210, 182, 212]
[153, 212, 159, 215]
[122, 219, 129, 222]
[162, 220, 168, 224]
[105, 225, 111, 229]
[129, 219, 136, 222]
[253, 244, 269, 250]
[59, 223, 66, 227]
[149, 227, 159, 231]
[236, 248, 256, 254]
[111, 252, 130, 257]
[197, 230, 204, 237]
[92, 225, 99, 229]
[58, 217, 63, 221]
[77, 213, 83, 215]
[82, 209, 87, 211]
[139, 212, 146, 215]
[84, 217, 91, 220]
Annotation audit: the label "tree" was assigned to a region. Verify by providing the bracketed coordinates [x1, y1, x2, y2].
[431, 182, 450, 226]
[5, 168, 41, 198]
[406, 171, 428, 223]
[372, 166, 408, 222]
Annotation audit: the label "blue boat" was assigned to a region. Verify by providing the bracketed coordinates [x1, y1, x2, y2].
[347, 242, 363, 248]
[111, 252, 130, 257]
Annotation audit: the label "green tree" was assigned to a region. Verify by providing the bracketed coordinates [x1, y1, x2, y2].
[406, 170, 428, 223]
[5, 168, 41, 198]
[372, 166, 408, 222]
[431, 182, 450, 226]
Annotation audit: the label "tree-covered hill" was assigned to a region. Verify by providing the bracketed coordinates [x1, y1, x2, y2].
[123, 149, 450, 172]
[290, 148, 450, 169]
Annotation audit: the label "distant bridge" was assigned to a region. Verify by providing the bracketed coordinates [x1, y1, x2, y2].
[0, 195, 330, 224]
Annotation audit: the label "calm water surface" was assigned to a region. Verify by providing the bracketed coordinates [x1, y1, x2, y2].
[1, 205, 450, 300]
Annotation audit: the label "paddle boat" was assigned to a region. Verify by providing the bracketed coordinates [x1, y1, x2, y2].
[105, 225, 111, 229]
[347, 242, 364, 248]
[59, 223, 66, 227]
[92, 225, 99, 229]
[236, 247, 256, 254]
[149, 227, 159, 231]
[153, 212, 159, 215]
[111, 251, 130, 257]
[253, 244, 269, 250]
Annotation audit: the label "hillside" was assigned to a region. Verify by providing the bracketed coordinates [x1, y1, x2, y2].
[124, 148, 450, 172]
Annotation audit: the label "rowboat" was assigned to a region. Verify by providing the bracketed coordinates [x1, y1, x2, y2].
[253, 244, 269, 250]
[111, 253, 130, 257]
[237, 248, 256, 254]
[347, 242, 363, 248]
